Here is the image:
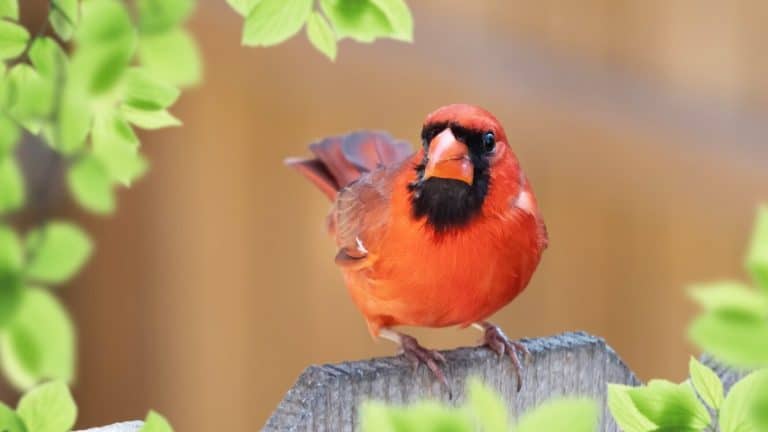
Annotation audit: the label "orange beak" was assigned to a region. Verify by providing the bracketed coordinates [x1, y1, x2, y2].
[424, 128, 474, 185]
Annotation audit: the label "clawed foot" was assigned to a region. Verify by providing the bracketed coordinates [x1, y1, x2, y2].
[399, 334, 451, 393]
[479, 323, 530, 392]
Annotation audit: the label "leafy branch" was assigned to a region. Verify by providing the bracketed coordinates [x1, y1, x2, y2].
[0, 0, 206, 429]
[1, 0, 202, 395]
[228, 0, 414, 61]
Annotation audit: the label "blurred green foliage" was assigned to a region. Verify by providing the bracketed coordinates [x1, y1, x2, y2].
[687, 207, 768, 368]
[609, 206, 768, 432]
[0, 380, 172, 432]
[0, 0, 204, 429]
[138, 411, 174, 432]
[1, 380, 77, 432]
[360, 378, 598, 432]
[0, 0, 200, 395]
[610, 365, 768, 432]
[229, 0, 414, 61]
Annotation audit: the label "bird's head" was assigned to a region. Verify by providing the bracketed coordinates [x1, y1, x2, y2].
[409, 104, 517, 231]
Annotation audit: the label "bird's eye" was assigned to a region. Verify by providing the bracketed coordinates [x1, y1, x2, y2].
[482, 132, 496, 153]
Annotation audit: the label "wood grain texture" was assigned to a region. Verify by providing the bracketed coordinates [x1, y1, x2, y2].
[265, 332, 639, 432]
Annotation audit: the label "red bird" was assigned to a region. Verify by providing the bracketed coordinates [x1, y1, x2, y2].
[286, 104, 547, 390]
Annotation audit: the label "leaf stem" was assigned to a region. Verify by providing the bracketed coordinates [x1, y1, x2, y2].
[7, 10, 52, 68]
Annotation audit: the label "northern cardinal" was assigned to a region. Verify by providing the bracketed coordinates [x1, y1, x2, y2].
[286, 104, 547, 391]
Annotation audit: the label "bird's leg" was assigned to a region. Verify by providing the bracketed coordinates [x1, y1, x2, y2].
[472, 322, 530, 392]
[379, 328, 449, 389]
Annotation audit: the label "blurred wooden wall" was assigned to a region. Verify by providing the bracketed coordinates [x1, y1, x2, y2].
[5, 1, 768, 431]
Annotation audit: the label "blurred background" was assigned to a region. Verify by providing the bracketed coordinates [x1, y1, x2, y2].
[5, 0, 768, 430]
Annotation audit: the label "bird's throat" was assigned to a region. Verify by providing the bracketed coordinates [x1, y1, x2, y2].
[410, 177, 488, 232]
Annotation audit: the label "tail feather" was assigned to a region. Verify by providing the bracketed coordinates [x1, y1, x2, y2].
[286, 131, 413, 200]
[283, 157, 339, 200]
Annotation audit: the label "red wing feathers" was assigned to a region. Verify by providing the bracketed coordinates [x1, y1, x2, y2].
[331, 166, 401, 267]
[286, 131, 413, 201]
[340, 132, 413, 173]
[288, 130, 414, 268]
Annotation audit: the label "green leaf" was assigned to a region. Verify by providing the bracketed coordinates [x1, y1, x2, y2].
[688, 281, 768, 318]
[6, 64, 54, 130]
[466, 378, 507, 432]
[54, 92, 93, 155]
[0, 225, 23, 273]
[752, 380, 768, 432]
[67, 155, 116, 214]
[49, 11, 74, 42]
[17, 381, 77, 432]
[0, 271, 22, 329]
[71, 0, 137, 95]
[227, 0, 260, 16]
[747, 205, 768, 292]
[140, 411, 174, 432]
[0, 156, 25, 214]
[720, 369, 768, 432]
[306, 12, 337, 61]
[92, 112, 147, 185]
[516, 398, 598, 432]
[689, 357, 724, 410]
[607, 384, 658, 432]
[123, 67, 180, 110]
[242, 0, 313, 47]
[689, 310, 768, 368]
[0, 62, 8, 90]
[0, 20, 29, 60]
[121, 105, 181, 130]
[360, 400, 473, 432]
[0, 289, 75, 390]
[138, 0, 195, 34]
[358, 402, 391, 432]
[0, 224, 23, 328]
[138, 28, 202, 88]
[0, 114, 20, 157]
[626, 379, 711, 430]
[50, 0, 79, 41]
[0, 0, 19, 20]
[368, 0, 413, 41]
[25, 222, 93, 284]
[72, 43, 136, 95]
[0, 65, 8, 108]
[77, 0, 132, 44]
[0, 402, 25, 432]
[29, 37, 68, 80]
[320, 0, 395, 43]
[92, 111, 138, 151]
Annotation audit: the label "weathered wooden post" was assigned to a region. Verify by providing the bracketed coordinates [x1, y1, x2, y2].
[77, 332, 742, 432]
[264, 332, 638, 431]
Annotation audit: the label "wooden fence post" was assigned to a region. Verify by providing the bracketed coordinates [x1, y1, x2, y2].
[264, 332, 638, 431]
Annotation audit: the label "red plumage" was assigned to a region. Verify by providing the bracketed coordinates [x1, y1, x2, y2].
[287, 104, 547, 388]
